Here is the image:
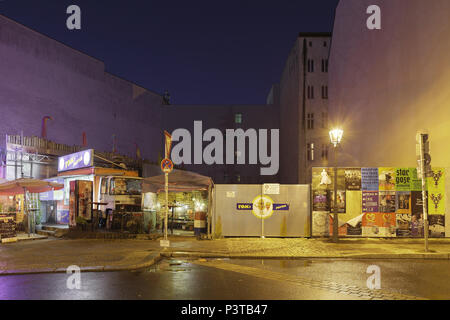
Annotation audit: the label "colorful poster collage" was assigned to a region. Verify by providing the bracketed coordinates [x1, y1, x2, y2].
[311, 167, 447, 238]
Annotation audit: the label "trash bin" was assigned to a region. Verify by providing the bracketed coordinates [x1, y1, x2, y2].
[194, 211, 206, 237]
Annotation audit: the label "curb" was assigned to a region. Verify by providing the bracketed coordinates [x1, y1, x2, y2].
[163, 251, 450, 260]
[0, 253, 164, 276]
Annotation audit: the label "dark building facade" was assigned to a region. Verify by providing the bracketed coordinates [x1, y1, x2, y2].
[0, 14, 164, 167]
[0, 14, 331, 185]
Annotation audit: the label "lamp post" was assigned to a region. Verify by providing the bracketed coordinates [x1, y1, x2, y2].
[329, 129, 344, 243]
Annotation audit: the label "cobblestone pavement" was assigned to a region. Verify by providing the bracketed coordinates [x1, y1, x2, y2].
[191, 259, 426, 300]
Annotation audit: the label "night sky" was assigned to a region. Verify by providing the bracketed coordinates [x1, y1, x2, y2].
[0, 0, 339, 104]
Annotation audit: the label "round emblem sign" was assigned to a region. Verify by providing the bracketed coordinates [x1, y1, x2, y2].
[252, 195, 274, 219]
[161, 158, 174, 173]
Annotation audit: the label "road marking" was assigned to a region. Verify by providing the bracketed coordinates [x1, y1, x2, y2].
[191, 260, 426, 300]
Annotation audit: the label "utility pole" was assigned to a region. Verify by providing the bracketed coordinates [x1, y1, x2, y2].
[417, 131, 431, 252]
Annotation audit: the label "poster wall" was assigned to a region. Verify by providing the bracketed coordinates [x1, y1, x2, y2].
[312, 167, 447, 238]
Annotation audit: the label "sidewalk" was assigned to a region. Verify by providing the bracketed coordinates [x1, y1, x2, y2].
[1, 237, 450, 275]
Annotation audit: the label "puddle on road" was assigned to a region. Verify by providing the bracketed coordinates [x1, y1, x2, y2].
[146, 259, 193, 273]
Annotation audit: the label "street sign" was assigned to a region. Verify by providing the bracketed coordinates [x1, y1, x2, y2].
[161, 158, 173, 173]
[160, 240, 170, 247]
[263, 183, 280, 195]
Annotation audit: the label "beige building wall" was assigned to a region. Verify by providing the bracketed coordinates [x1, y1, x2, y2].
[329, 0, 450, 236]
[329, 0, 450, 168]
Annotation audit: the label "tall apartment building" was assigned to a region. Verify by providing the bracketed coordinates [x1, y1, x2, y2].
[275, 32, 331, 184]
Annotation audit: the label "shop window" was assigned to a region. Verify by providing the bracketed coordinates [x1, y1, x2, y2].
[100, 178, 108, 194]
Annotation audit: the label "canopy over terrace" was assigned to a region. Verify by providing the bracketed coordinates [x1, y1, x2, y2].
[142, 169, 213, 193]
[142, 170, 214, 238]
[0, 178, 64, 236]
[0, 178, 64, 195]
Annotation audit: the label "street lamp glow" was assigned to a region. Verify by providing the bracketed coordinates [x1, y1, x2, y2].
[329, 129, 344, 147]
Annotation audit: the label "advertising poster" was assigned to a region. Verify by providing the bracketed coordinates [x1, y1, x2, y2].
[341, 191, 362, 222]
[411, 212, 424, 238]
[379, 167, 396, 191]
[362, 168, 379, 191]
[379, 191, 396, 213]
[380, 213, 396, 227]
[429, 215, 445, 238]
[312, 211, 329, 237]
[396, 191, 411, 214]
[57, 210, 70, 224]
[427, 168, 446, 215]
[410, 168, 422, 191]
[344, 168, 361, 191]
[396, 214, 412, 237]
[362, 191, 379, 213]
[69, 180, 76, 227]
[77, 180, 93, 221]
[362, 212, 381, 237]
[329, 216, 347, 236]
[312, 168, 334, 190]
[411, 191, 426, 214]
[313, 190, 330, 212]
[330, 190, 346, 214]
[395, 168, 412, 191]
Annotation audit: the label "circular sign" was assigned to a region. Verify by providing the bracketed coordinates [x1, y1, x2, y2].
[59, 157, 65, 171]
[83, 151, 91, 166]
[161, 158, 174, 173]
[252, 195, 274, 219]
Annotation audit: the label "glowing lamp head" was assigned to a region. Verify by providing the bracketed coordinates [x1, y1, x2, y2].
[329, 129, 344, 147]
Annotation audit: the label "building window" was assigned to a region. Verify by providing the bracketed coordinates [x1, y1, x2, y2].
[307, 113, 314, 130]
[307, 86, 315, 99]
[322, 112, 328, 129]
[309, 41, 313, 47]
[321, 59, 329, 72]
[322, 86, 328, 99]
[307, 143, 315, 161]
[235, 113, 242, 124]
[323, 41, 328, 47]
[321, 145, 329, 161]
[307, 59, 315, 73]
[235, 175, 241, 183]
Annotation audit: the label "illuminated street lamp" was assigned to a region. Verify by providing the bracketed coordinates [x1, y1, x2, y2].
[329, 128, 344, 243]
[329, 129, 344, 147]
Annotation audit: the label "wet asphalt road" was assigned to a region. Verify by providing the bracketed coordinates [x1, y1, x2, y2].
[0, 258, 449, 300]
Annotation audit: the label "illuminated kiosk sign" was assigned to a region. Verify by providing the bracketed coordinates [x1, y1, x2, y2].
[58, 149, 94, 172]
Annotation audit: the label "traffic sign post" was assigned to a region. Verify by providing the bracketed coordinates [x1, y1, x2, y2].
[161, 131, 173, 248]
[416, 131, 431, 252]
